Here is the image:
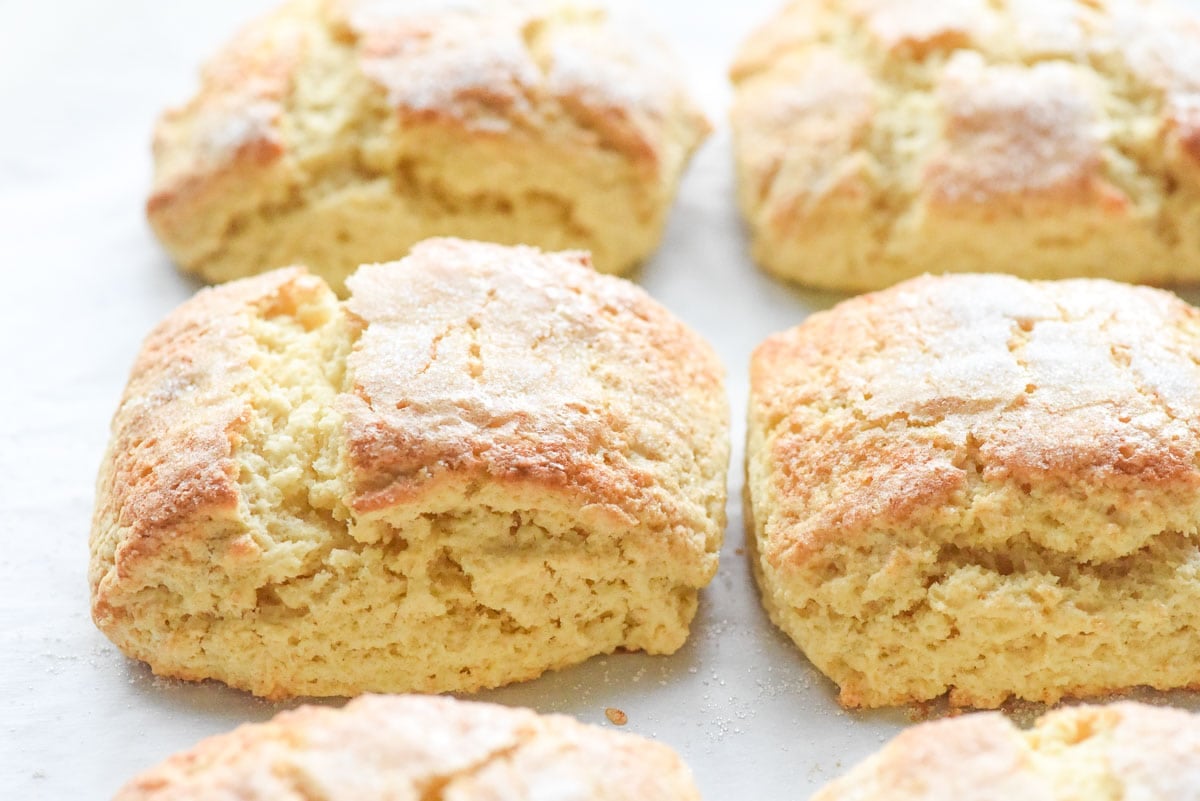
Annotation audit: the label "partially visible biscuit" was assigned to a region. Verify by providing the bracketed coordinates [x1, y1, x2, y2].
[747, 273, 1200, 708]
[90, 238, 728, 698]
[813, 702, 1200, 800]
[112, 694, 702, 800]
[148, 0, 709, 292]
[731, 0, 1200, 291]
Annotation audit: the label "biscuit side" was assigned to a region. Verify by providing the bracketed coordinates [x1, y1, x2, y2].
[748, 274, 1200, 707]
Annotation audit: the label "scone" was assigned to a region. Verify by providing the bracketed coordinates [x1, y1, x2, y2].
[730, 0, 1200, 291]
[747, 273, 1200, 708]
[112, 694, 701, 800]
[813, 702, 1200, 800]
[147, 0, 709, 293]
[91, 238, 728, 698]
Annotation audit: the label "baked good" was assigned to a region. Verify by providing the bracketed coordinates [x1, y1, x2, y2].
[90, 237, 728, 698]
[747, 272, 1200, 708]
[730, 0, 1200, 292]
[813, 702, 1200, 799]
[148, 0, 709, 292]
[112, 694, 701, 800]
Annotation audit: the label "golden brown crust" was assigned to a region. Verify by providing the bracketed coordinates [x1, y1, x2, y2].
[732, 48, 876, 229]
[752, 273, 1200, 567]
[924, 54, 1121, 209]
[812, 702, 1200, 799]
[325, 0, 696, 165]
[112, 694, 702, 800]
[91, 268, 325, 575]
[147, 2, 306, 215]
[342, 239, 725, 534]
[731, 0, 1200, 290]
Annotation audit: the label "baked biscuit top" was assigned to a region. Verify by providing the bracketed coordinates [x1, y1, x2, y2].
[342, 239, 728, 533]
[150, 0, 709, 217]
[813, 702, 1200, 799]
[114, 695, 701, 800]
[750, 274, 1200, 567]
[731, 0, 1200, 223]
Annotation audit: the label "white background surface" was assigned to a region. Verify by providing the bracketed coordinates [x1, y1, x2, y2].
[4, 2, 1200, 799]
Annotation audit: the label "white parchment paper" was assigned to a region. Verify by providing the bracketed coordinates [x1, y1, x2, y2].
[3, 2, 1199, 798]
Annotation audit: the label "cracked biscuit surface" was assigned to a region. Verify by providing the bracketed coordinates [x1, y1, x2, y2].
[747, 273, 1200, 708]
[731, 0, 1200, 291]
[148, 0, 709, 292]
[813, 702, 1200, 800]
[111, 694, 701, 800]
[90, 238, 728, 698]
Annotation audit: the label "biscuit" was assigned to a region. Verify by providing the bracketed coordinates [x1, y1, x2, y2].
[813, 702, 1200, 800]
[90, 238, 728, 698]
[731, 0, 1200, 291]
[747, 273, 1200, 708]
[148, 0, 709, 292]
[112, 694, 701, 800]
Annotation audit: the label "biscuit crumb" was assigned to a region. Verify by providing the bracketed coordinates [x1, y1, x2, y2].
[605, 707, 628, 726]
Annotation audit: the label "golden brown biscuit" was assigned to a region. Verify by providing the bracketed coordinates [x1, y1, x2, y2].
[149, 0, 709, 292]
[113, 694, 702, 800]
[813, 702, 1200, 800]
[91, 238, 728, 698]
[748, 273, 1200, 708]
[731, 0, 1200, 291]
